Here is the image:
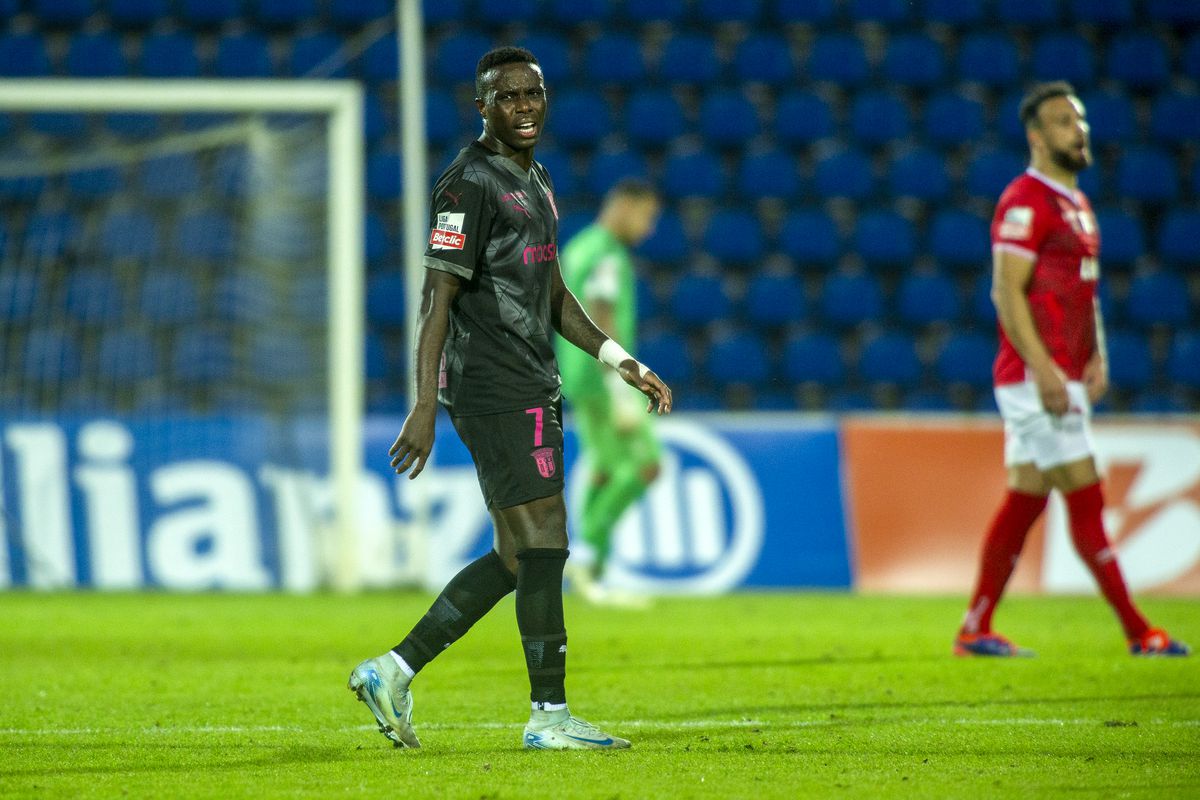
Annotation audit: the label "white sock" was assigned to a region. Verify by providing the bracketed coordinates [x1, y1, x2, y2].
[388, 650, 415, 680]
[532, 701, 568, 713]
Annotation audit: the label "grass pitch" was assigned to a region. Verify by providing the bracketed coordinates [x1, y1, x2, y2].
[0, 591, 1196, 799]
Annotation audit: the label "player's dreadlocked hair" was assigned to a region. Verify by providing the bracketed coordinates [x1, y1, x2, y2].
[1018, 81, 1077, 128]
[475, 46, 540, 100]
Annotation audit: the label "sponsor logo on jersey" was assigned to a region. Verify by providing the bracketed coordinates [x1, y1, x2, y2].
[531, 446, 556, 478]
[430, 212, 466, 250]
[522, 243, 558, 265]
[998, 206, 1033, 240]
[500, 191, 531, 218]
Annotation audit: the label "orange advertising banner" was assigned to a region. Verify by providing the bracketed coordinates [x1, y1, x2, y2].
[843, 417, 1200, 596]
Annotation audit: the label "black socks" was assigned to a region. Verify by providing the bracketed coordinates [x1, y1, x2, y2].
[515, 547, 569, 707]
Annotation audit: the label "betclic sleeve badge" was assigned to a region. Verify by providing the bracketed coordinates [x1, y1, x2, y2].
[430, 212, 467, 250]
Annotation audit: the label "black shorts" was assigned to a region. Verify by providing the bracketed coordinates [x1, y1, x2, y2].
[451, 398, 565, 510]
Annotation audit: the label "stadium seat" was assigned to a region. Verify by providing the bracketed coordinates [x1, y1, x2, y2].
[1166, 332, 1200, 389]
[98, 208, 159, 261]
[215, 33, 273, 78]
[422, 0, 464, 25]
[935, 333, 996, 389]
[329, 0, 392, 25]
[1070, 0, 1133, 24]
[179, 0, 240, 26]
[851, 0, 911, 22]
[0, 271, 44, 324]
[754, 390, 797, 411]
[477, 0, 539, 23]
[66, 32, 126, 77]
[98, 329, 160, 382]
[706, 329, 772, 386]
[1080, 91, 1135, 145]
[1130, 390, 1192, 414]
[775, 91, 835, 145]
[993, 91, 1028, 148]
[638, 210, 687, 264]
[24, 210, 83, 261]
[966, 150, 1026, 200]
[922, 0, 984, 24]
[902, 389, 954, 412]
[0, 34, 50, 77]
[28, 112, 90, 139]
[23, 327, 83, 383]
[625, 89, 686, 147]
[110, 0, 170, 27]
[808, 34, 869, 86]
[882, 34, 945, 89]
[743, 272, 805, 327]
[140, 272, 201, 324]
[367, 150, 401, 200]
[551, 89, 611, 147]
[859, 332, 922, 387]
[425, 89, 460, 146]
[782, 332, 844, 385]
[67, 165, 123, 198]
[364, 331, 389, 382]
[814, 149, 874, 201]
[821, 272, 884, 328]
[248, 330, 316, 385]
[662, 149, 725, 199]
[291, 33, 348, 78]
[699, 0, 763, 22]
[924, 92, 985, 148]
[254, 0, 316, 26]
[699, 91, 761, 148]
[140, 152, 202, 199]
[587, 150, 649, 198]
[32, 0, 91, 24]
[779, 209, 841, 266]
[174, 210, 235, 261]
[1185, 34, 1200, 80]
[957, 33, 1020, 87]
[172, 327, 235, 383]
[670, 272, 732, 327]
[433, 32, 492, 85]
[517, 33, 570, 82]
[854, 210, 916, 269]
[1149, 91, 1200, 145]
[827, 390, 875, 411]
[1157, 210, 1200, 268]
[1031, 33, 1094, 84]
[585, 34, 645, 85]
[361, 34, 397, 81]
[970, 274, 997, 326]
[637, 329, 693, 385]
[703, 208, 765, 266]
[548, 0, 612, 24]
[363, 211, 392, 266]
[1127, 272, 1191, 328]
[930, 210, 990, 272]
[532, 147, 575, 196]
[897, 272, 961, 326]
[1116, 148, 1178, 204]
[736, 148, 801, 201]
[1148, 0, 1200, 22]
[624, 0, 687, 22]
[889, 147, 951, 201]
[140, 33, 201, 77]
[1106, 33, 1170, 88]
[366, 272, 405, 329]
[62, 270, 125, 325]
[1104, 330, 1153, 391]
[733, 33, 793, 86]
[774, 0, 835, 23]
[1093, 209, 1144, 266]
[658, 33, 720, 84]
[636, 276, 661, 321]
[850, 92, 910, 146]
[995, 0, 1060, 24]
[215, 273, 281, 325]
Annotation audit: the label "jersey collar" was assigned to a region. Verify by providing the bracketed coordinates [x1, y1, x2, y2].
[1026, 167, 1082, 207]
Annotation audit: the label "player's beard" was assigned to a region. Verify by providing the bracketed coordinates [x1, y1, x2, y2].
[1050, 143, 1091, 174]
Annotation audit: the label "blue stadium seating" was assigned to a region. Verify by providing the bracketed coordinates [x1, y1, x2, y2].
[1131, 391, 1192, 414]
[1105, 330, 1154, 391]
[782, 333, 844, 384]
[0, 34, 50, 77]
[854, 210, 916, 268]
[67, 165, 123, 198]
[549, 0, 612, 24]
[1080, 90, 1135, 145]
[517, 34, 570, 83]
[23, 327, 83, 383]
[364, 331, 389, 382]
[1185, 34, 1200, 80]
[534, 148, 576, 196]
[970, 275, 998, 326]
[1070, 0, 1133, 24]
[821, 272, 884, 328]
[930, 210, 990, 271]
[779, 209, 841, 266]
[736, 148, 800, 201]
[433, 32, 492, 85]
[808, 34, 869, 86]
[66, 32, 126, 76]
[1116, 147, 1178, 204]
[638, 329, 693, 385]
[1106, 33, 1170, 88]
[658, 33, 720, 84]
[699, 91, 761, 147]
[422, 0, 466, 25]
[902, 389, 955, 412]
[33, 0, 92, 25]
[814, 149, 874, 201]
[329, 0, 392, 26]
[670, 272, 732, 327]
[140, 33, 201, 77]
[364, 211, 392, 265]
[179, 0, 240, 26]
[172, 327, 235, 383]
[479, 0, 540, 23]
[707, 329, 772, 386]
[291, 33, 348, 78]
[1150, 91, 1200, 145]
[1157, 210, 1200, 267]
[366, 273, 405, 329]
[774, 0, 835, 24]
[882, 34, 945, 88]
[638, 210, 688, 263]
[889, 147, 951, 201]
[1167, 332, 1200, 389]
[215, 33, 272, 78]
[588, 150, 650, 197]
[1127, 272, 1191, 328]
[1148, 0, 1200, 22]
[897, 272, 961, 326]
[827, 390, 875, 411]
[995, 91, 1028, 148]
[98, 329, 159, 382]
[1093, 209, 1144, 265]
[27, 112, 89, 139]
[215, 273, 279, 324]
[859, 332, 922, 387]
[174, 210, 235, 261]
[624, 0, 687, 22]
[924, 92, 986, 148]
[922, 0, 985, 24]
[0, 271, 44, 324]
[140, 273, 201, 325]
[775, 92, 835, 145]
[957, 33, 1020, 87]
[743, 272, 805, 327]
[996, 0, 1060, 25]
[109, 0, 169, 27]
[703, 208, 764, 266]
[24, 210, 83, 261]
[248, 330, 315, 384]
[733, 33, 793, 86]
[662, 149, 725, 199]
[361, 33, 397, 81]
[935, 333, 996, 389]
[140, 152, 202, 198]
[636, 276, 660, 321]
[425, 89, 460, 145]
[99, 208, 159, 260]
[966, 149, 1026, 200]
[851, 0, 912, 22]
[850, 91, 910, 146]
[63, 269, 125, 325]
[1032, 33, 1094, 84]
[367, 150, 401, 200]
[255, 0, 317, 27]
[699, 0, 764, 22]
[551, 89, 611, 146]
[585, 34, 646, 85]
[625, 89, 686, 147]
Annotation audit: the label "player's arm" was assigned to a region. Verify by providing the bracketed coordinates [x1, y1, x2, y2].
[389, 269, 462, 479]
[992, 247, 1069, 414]
[1083, 297, 1109, 403]
[550, 261, 672, 414]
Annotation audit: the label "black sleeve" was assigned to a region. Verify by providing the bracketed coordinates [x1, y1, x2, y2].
[423, 174, 491, 280]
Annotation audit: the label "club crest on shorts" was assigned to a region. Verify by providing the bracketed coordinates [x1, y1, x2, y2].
[531, 446, 556, 478]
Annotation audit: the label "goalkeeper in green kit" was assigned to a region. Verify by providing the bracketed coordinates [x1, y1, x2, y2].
[557, 179, 663, 605]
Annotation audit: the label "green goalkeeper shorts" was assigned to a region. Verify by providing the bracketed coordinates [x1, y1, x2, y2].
[571, 398, 661, 475]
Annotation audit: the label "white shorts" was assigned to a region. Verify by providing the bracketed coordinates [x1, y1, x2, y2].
[994, 380, 1096, 470]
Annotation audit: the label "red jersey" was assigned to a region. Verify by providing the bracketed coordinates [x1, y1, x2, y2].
[990, 168, 1100, 385]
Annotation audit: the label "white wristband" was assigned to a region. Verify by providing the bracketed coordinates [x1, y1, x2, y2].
[598, 338, 643, 377]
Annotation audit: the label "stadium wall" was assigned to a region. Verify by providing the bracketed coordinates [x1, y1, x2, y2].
[0, 414, 1196, 595]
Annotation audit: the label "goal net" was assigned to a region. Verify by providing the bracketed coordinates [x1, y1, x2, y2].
[0, 80, 373, 591]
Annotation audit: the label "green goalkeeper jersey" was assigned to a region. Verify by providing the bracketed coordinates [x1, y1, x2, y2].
[556, 223, 638, 403]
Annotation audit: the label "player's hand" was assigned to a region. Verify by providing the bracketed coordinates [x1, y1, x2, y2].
[617, 359, 673, 415]
[389, 402, 438, 479]
[1033, 362, 1070, 416]
[1083, 353, 1109, 404]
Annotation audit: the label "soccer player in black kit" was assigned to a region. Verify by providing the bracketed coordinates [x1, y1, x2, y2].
[348, 47, 673, 751]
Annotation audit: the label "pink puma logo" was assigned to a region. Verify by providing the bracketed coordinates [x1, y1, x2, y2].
[442, 189, 462, 206]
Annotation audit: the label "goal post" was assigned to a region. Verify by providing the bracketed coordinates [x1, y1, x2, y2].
[0, 79, 365, 591]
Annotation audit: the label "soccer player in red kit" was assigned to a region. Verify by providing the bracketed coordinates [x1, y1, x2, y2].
[953, 82, 1189, 658]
